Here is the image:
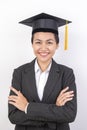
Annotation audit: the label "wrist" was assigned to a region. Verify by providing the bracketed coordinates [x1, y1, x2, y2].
[24, 102, 29, 114]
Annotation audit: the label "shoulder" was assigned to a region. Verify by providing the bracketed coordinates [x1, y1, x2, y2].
[58, 64, 73, 73]
[53, 60, 76, 84]
[13, 59, 35, 73]
[52, 60, 75, 79]
[53, 59, 73, 73]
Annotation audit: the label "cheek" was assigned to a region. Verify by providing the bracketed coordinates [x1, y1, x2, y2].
[49, 46, 57, 52]
[32, 46, 39, 54]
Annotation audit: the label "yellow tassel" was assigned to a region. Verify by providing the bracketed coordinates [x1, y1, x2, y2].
[64, 21, 68, 50]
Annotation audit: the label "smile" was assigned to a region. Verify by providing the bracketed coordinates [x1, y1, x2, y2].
[38, 52, 49, 57]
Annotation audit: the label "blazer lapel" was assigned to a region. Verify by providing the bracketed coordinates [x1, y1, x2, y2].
[42, 60, 60, 102]
[24, 60, 40, 102]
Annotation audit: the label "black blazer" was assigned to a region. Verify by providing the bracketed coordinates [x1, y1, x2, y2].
[8, 59, 77, 130]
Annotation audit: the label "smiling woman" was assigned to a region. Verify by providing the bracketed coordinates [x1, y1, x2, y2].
[8, 13, 77, 130]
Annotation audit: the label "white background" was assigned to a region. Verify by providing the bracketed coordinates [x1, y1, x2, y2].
[0, 0, 87, 130]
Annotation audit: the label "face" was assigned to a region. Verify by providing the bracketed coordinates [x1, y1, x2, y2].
[32, 32, 59, 64]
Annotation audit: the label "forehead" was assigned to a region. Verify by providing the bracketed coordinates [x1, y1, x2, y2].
[33, 32, 55, 40]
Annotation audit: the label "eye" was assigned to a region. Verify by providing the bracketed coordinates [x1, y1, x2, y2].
[47, 41, 53, 45]
[35, 41, 41, 44]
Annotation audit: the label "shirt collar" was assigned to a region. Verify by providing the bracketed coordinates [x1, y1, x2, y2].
[35, 59, 52, 73]
[35, 59, 40, 73]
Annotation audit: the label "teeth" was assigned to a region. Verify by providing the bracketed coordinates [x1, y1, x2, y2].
[39, 52, 48, 56]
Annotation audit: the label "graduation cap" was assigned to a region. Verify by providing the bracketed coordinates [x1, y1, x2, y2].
[19, 13, 72, 50]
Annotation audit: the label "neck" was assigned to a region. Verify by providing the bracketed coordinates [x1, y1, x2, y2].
[37, 59, 52, 72]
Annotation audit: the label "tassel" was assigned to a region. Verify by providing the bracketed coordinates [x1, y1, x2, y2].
[64, 21, 68, 50]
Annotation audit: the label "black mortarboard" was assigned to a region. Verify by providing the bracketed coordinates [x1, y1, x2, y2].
[19, 13, 72, 50]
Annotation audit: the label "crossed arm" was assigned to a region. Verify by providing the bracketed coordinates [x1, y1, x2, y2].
[8, 69, 77, 125]
[8, 87, 76, 124]
[8, 86, 74, 112]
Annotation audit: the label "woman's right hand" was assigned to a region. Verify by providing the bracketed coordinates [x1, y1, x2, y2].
[56, 87, 74, 106]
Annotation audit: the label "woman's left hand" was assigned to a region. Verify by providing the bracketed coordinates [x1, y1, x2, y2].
[8, 87, 29, 112]
[56, 87, 74, 106]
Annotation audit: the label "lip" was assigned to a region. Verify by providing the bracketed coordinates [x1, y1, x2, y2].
[38, 52, 49, 57]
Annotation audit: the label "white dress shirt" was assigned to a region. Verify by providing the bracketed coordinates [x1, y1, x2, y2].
[35, 59, 52, 100]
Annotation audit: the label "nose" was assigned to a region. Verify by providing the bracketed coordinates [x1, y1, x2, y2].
[41, 43, 47, 50]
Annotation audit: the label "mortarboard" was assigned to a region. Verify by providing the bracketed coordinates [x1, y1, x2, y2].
[19, 13, 72, 50]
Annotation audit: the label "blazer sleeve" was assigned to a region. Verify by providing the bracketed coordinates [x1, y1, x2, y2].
[8, 68, 77, 124]
[26, 68, 77, 123]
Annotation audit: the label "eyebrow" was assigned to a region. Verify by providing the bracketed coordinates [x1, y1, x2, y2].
[47, 39, 54, 41]
[34, 39, 55, 41]
[34, 39, 41, 41]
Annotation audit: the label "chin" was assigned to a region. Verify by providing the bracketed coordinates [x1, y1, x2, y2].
[38, 57, 51, 63]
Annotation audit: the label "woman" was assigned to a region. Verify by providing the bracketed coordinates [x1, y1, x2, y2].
[8, 13, 77, 130]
